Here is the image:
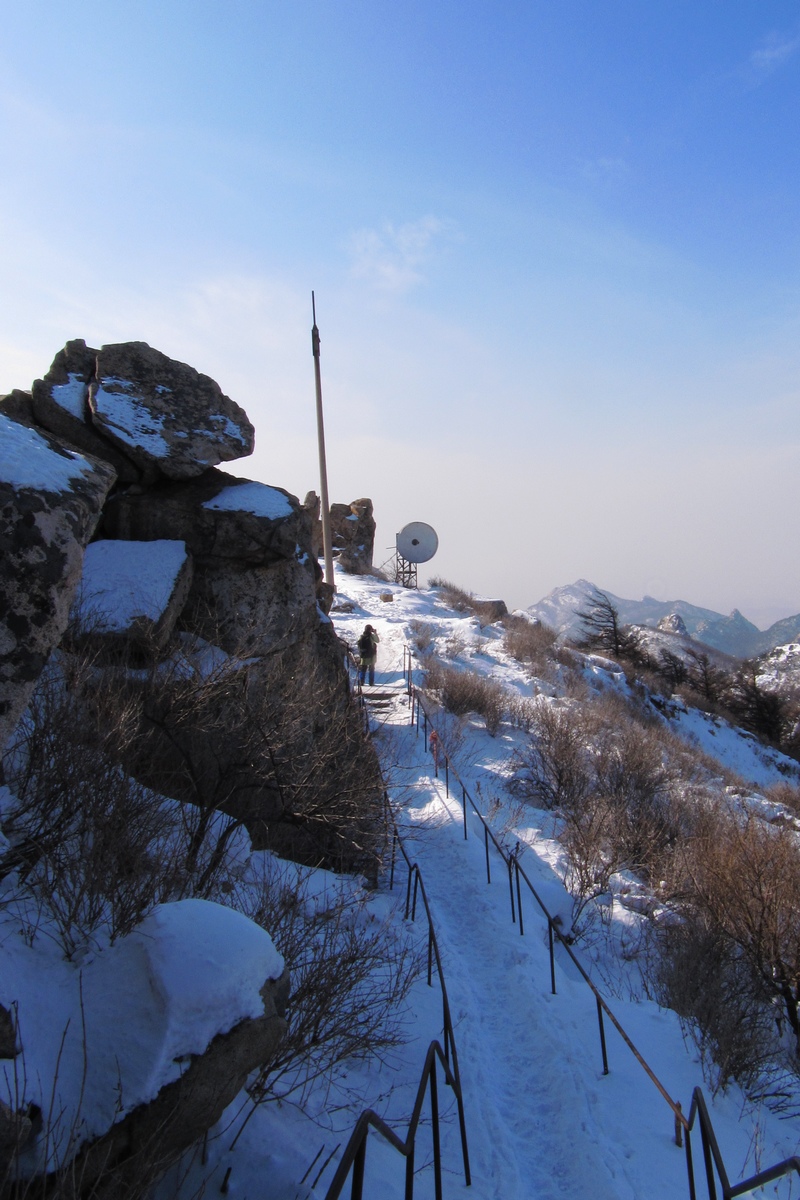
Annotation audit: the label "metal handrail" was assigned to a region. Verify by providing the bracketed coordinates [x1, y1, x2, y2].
[324, 1039, 464, 1200]
[408, 675, 797, 1200]
[323, 663, 471, 1198]
[685, 1088, 800, 1200]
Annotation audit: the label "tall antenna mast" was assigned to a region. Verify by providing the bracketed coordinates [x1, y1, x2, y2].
[311, 291, 335, 589]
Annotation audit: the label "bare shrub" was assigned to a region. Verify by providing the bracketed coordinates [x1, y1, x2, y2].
[671, 808, 800, 1061]
[409, 620, 435, 656]
[236, 860, 421, 1105]
[0, 653, 184, 956]
[429, 578, 506, 627]
[423, 660, 506, 736]
[560, 796, 618, 935]
[763, 780, 800, 816]
[502, 615, 558, 674]
[655, 918, 778, 1093]
[508, 700, 592, 810]
[651, 803, 800, 1095]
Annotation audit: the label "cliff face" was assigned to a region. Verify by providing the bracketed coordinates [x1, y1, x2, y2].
[1, 339, 381, 872]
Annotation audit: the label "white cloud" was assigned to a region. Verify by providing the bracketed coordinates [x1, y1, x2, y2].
[747, 30, 800, 82]
[348, 215, 456, 293]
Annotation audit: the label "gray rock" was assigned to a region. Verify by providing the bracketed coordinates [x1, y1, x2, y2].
[74, 539, 194, 653]
[31, 339, 141, 483]
[0, 414, 116, 753]
[303, 490, 324, 558]
[89, 342, 254, 480]
[185, 557, 319, 657]
[330, 497, 375, 572]
[104, 469, 312, 571]
[0, 389, 35, 427]
[657, 613, 688, 636]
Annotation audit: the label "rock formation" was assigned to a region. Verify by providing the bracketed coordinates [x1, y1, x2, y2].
[0, 414, 116, 752]
[329, 497, 376, 572]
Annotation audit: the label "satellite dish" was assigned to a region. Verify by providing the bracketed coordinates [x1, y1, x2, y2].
[397, 522, 439, 564]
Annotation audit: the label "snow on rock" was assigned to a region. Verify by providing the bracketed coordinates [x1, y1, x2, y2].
[203, 481, 294, 519]
[1, 900, 283, 1171]
[89, 341, 255, 480]
[0, 413, 106, 494]
[76, 538, 192, 645]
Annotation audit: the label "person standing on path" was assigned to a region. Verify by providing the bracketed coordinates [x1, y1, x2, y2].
[357, 624, 380, 686]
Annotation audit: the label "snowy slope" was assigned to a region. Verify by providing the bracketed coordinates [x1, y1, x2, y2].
[237, 566, 797, 1200]
[11, 562, 797, 1199]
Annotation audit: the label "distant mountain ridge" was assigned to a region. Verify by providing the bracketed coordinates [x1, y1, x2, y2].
[527, 579, 800, 659]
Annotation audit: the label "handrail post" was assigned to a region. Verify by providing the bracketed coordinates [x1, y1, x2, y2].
[700, 1115, 718, 1200]
[427, 926, 434, 986]
[404, 1142, 415, 1200]
[412, 869, 420, 921]
[596, 997, 609, 1075]
[508, 857, 516, 924]
[685, 1128, 697, 1200]
[515, 859, 524, 935]
[548, 922, 557, 994]
[484, 824, 491, 883]
[430, 1059, 443, 1200]
[674, 1101, 683, 1149]
[351, 1135, 367, 1200]
[404, 865, 414, 921]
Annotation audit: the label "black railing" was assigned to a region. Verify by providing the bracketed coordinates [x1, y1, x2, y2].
[408, 677, 798, 1200]
[322, 715, 471, 1198]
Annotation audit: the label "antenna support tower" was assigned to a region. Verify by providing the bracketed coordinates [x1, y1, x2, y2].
[394, 521, 439, 589]
[395, 556, 419, 589]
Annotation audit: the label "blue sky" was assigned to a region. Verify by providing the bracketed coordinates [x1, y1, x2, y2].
[2, 3, 799, 624]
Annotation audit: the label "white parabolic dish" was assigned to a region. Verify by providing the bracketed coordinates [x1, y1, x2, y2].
[396, 522, 439, 564]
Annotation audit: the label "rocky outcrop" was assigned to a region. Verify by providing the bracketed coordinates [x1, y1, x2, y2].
[89, 342, 254, 481]
[104, 471, 307, 568]
[0, 414, 116, 753]
[657, 613, 688, 636]
[32, 339, 142, 483]
[2, 339, 376, 864]
[330, 497, 376, 572]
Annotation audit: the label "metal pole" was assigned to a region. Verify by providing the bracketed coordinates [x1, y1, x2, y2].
[311, 292, 335, 590]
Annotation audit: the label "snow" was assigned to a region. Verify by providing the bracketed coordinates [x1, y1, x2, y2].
[92, 379, 169, 457]
[0, 413, 101, 492]
[212, 413, 250, 445]
[202, 481, 294, 519]
[77, 539, 188, 630]
[1, 899, 282, 1173]
[4, 559, 800, 1198]
[50, 373, 87, 419]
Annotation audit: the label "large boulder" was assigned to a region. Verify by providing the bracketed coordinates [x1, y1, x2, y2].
[104, 472, 321, 656]
[2, 900, 287, 1194]
[104, 470, 308, 568]
[31, 339, 141, 483]
[89, 342, 254, 480]
[0, 414, 116, 753]
[74, 539, 194, 652]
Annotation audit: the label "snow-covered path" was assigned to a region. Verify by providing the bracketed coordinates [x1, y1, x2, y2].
[375, 711, 686, 1200]
[320, 575, 799, 1200]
